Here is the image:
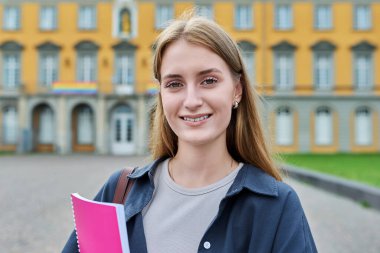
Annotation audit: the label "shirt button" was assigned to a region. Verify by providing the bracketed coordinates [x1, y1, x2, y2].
[203, 241, 211, 249]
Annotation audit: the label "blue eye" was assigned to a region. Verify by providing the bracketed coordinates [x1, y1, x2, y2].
[201, 77, 217, 86]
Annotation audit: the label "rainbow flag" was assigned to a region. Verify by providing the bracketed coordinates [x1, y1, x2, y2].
[145, 82, 159, 95]
[52, 82, 97, 95]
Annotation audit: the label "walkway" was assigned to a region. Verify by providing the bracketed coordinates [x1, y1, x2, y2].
[0, 155, 379, 252]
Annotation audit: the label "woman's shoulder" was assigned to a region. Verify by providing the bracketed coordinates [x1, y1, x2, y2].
[92, 169, 126, 202]
[241, 163, 302, 203]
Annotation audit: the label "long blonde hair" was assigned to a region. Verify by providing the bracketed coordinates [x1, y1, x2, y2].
[150, 15, 282, 181]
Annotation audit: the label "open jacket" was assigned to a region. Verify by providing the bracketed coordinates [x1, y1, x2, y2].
[62, 158, 318, 253]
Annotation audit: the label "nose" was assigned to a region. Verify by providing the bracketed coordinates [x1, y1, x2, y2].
[183, 85, 203, 110]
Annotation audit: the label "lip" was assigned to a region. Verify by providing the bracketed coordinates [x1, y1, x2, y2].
[179, 113, 212, 126]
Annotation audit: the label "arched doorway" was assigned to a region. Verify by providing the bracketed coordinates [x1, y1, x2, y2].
[72, 104, 95, 152]
[32, 104, 55, 152]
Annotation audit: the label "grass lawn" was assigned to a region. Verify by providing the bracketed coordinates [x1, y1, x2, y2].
[280, 153, 380, 188]
[0, 151, 14, 156]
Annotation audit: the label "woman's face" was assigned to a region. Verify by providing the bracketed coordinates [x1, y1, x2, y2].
[160, 39, 242, 147]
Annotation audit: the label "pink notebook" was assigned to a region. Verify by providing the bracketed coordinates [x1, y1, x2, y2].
[71, 193, 130, 253]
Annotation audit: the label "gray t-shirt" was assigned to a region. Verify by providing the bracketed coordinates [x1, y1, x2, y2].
[142, 158, 243, 253]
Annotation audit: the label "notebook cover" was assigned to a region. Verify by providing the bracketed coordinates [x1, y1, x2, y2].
[71, 193, 130, 253]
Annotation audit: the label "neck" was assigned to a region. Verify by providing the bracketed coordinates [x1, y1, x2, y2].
[169, 139, 238, 188]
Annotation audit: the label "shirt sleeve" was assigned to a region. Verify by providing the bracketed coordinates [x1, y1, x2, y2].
[61, 170, 122, 253]
[271, 187, 318, 253]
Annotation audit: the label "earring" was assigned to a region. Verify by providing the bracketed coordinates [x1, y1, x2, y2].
[233, 100, 239, 109]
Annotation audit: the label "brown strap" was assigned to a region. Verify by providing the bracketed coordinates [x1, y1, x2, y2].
[112, 167, 135, 204]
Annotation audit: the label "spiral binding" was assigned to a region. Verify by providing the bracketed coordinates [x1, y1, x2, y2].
[71, 194, 81, 252]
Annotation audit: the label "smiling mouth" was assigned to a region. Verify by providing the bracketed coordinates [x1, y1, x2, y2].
[181, 114, 211, 122]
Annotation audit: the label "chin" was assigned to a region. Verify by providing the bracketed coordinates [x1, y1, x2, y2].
[178, 132, 225, 147]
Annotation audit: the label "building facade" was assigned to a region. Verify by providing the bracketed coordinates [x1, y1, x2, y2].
[0, 0, 379, 155]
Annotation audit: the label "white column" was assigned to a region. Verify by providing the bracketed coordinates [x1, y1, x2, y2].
[96, 95, 107, 154]
[56, 96, 67, 154]
[136, 94, 148, 155]
[17, 95, 28, 153]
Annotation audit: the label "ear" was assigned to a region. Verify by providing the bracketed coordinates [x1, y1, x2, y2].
[234, 80, 243, 103]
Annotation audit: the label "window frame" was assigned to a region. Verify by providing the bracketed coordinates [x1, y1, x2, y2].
[314, 4, 332, 30]
[114, 51, 135, 85]
[313, 50, 334, 90]
[39, 51, 59, 87]
[196, 4, 213, 20]
[2, 106, 18, 145]
[78, 5, 97, 30]
[39, 6, 57, 31]
[355, 107, 372, 145]
[155, 4, 173, 30]
[3, 52, 21, 89]
[234, 4, 253, 30]
[354, 4, 371, 30]
[3, 6, 21, 31]
[274, 51, 294, 90]
[354, 51, 373, 90]
[315, 107, 333, 146]
[76, 51, 97, 82]
[276, 107, 294, 146]
[275, 4, 293, 30]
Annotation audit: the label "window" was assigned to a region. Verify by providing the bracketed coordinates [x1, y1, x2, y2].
[275, 52, 294, 90]
[112, 41, 136, 94]
[354, 5, 371, 30]
[352, 42, 375, 90]
[354, 52, 372, 89]
[126, 118, 133, 142]
[3, 6, 20, 30]
[242, 51, 254, 84]
[40, 52, 58, 87]
[314, 52, 333, 90]
[238, 41, 256, 85]
[77, 107, 94, 144]
[315, 4, 332, 30]
[78, 6, 96, 30]
[3, 53, 21, 88]
[315, 107, 332, 145]
[77, 52, 96, 82]
[37, 42, 60, 87]
[235, 4, 253, 29]
[276, 107, 293, 145]
[75, 41, 98, 82]
[196, 4, 213, 20]
[312, 41, 335, 91]
[155, 4, 173, 29]
[115, 53, 134, 85]
[40, 6, 57, 30]
[355, 107, 372, 145]
[275, 4, 292, 30]
[2, 106, 18, 144]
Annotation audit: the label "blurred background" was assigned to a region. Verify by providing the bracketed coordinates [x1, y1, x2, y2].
[0, 0, 379, 157]
[0, 0, 379, 252]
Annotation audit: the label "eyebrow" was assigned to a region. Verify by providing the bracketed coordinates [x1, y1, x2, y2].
[162, 68, 223, 81]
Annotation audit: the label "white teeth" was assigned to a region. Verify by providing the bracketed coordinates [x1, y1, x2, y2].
[183, 115, 209, 122]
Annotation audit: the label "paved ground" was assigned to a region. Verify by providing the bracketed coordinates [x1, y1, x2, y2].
[0, 155, 379, 253]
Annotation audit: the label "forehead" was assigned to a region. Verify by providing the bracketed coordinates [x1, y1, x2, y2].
[160, 39, 230, 76]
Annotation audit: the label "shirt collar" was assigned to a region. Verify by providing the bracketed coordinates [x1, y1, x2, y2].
[228, 164, 278, 197]
[129, 158, 278, 198]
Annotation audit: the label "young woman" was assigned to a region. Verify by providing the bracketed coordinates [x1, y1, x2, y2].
[63, 15, 317, 253]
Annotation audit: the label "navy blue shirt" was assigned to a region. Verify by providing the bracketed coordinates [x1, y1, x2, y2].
[63, 158, 318, 253]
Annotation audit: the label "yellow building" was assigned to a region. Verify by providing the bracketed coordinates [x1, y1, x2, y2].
[0, 0, 379, 154]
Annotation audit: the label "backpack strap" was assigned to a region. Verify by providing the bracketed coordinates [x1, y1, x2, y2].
[112, 167, 136, 205]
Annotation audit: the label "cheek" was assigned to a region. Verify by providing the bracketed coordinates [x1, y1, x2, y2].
[161, 94, 178, 118]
